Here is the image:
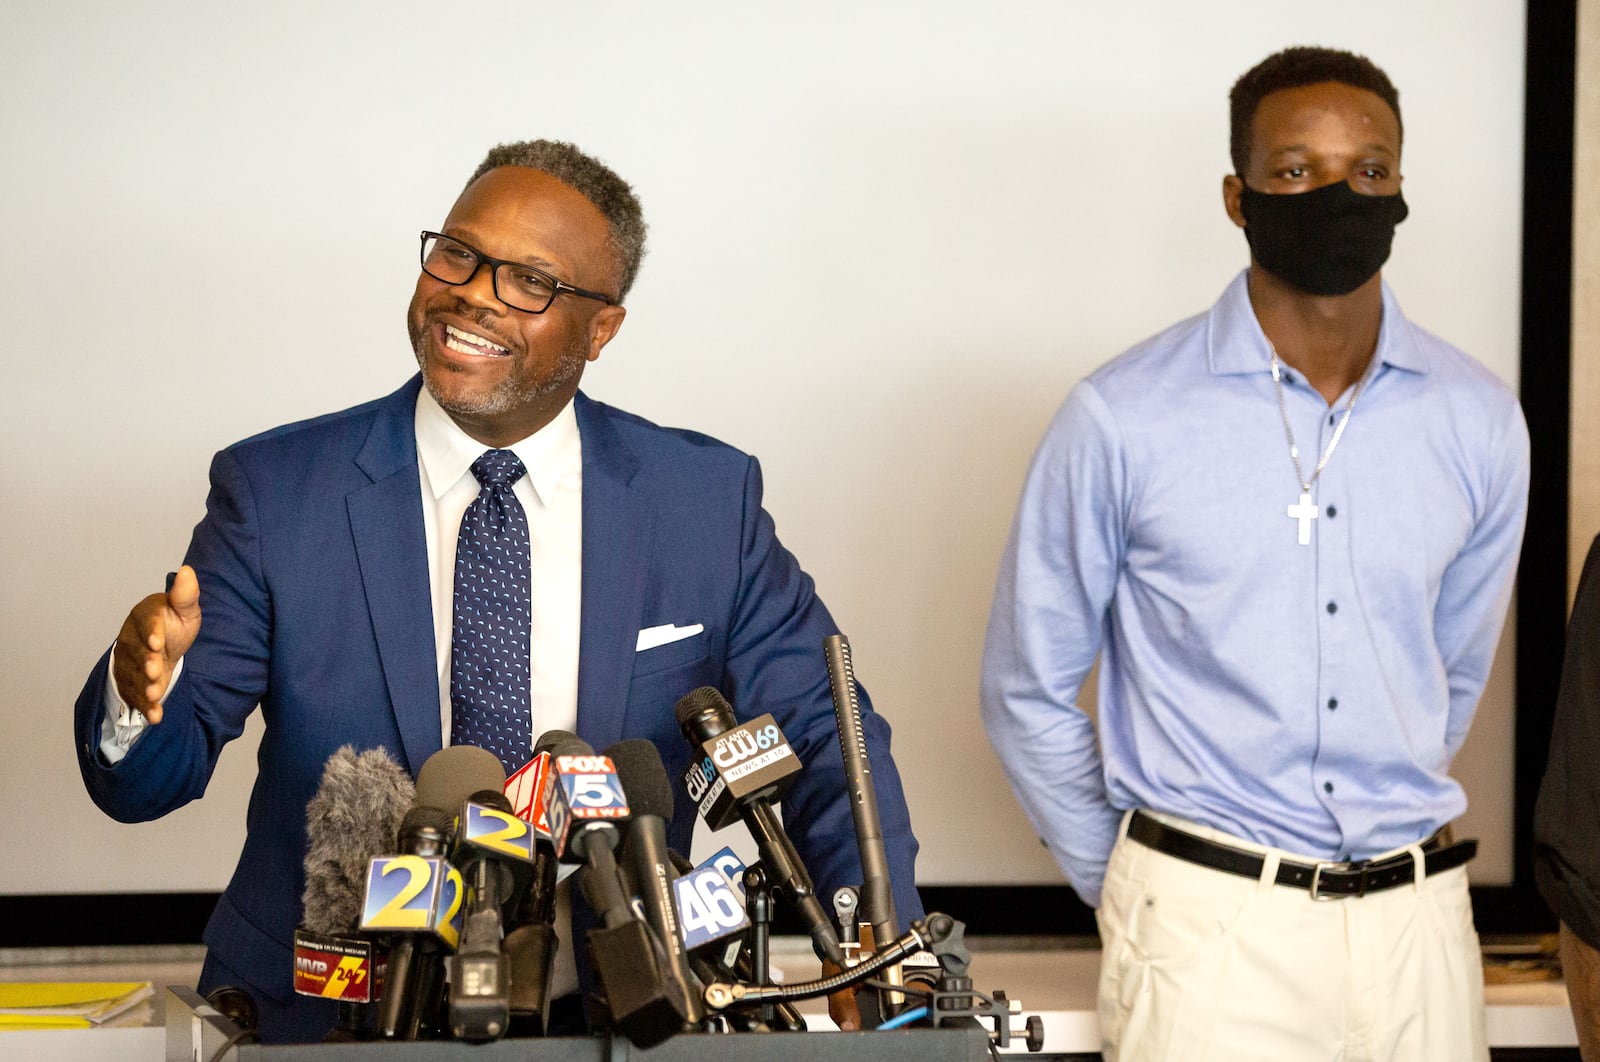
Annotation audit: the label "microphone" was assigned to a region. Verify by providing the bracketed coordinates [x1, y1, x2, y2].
[447, 789, 534, 1042]
[607, 739, 705, 1025]
[367, 745, 505, 1040]
[674, 687, 844, 965]
[823, 634, 905, 1017]
[823, 635, 897, 943]
[546, 737, 689, 1047]
[296, 745, 414, 1040]
[665, 850, 806, 1033]
[503, 729, 576, 1035]
[417, 744, 508, 811]
[543, 737, 628, 880]
[668, 847, 751, 956]
[302, 746, 417, 936]
[504, 728, 574, 830]
[365, 804, 460, 1040]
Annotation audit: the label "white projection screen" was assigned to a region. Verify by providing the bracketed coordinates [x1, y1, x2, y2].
[0, 0, 1526, 902]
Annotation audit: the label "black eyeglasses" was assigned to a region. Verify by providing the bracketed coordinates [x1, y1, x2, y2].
[418, 231, 616, 314]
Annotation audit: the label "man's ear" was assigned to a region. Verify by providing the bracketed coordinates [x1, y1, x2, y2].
[587, 304, 627, 362]
[1222, 174, 1248, 230]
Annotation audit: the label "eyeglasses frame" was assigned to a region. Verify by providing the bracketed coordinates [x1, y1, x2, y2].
[417, 230, 617, 314]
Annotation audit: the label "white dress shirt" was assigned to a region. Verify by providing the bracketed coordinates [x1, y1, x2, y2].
[413, 386, 583, 749]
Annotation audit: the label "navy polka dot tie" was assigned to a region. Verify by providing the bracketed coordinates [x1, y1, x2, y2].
[449, 449, 533, 774]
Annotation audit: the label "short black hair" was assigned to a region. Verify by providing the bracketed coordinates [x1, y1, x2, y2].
[1229, 46, 1402, 175]
[468, 140, 648, 302]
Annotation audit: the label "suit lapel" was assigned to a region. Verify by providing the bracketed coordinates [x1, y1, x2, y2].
[349, 376, 441, 774]
[574, 392, 654, 753]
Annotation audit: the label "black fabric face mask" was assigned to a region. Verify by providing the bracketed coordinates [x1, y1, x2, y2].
[1238, 180, 1408, 297]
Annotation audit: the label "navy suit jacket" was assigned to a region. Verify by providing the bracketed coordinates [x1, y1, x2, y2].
[75, 376, 921, 1036]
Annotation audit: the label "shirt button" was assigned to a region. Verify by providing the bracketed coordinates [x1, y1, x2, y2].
[1326, 504, 1338, 518]
[1326, 601, 1338, 614]
[1324, 781, 1334, 794]
[1329, 413, 1337, 426]
[1327, 698, 1338, 710]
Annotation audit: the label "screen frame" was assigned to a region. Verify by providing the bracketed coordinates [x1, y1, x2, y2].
[0, 0, 1571, 947]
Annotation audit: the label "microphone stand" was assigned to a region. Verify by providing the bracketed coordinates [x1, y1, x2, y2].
[742, 863, 774, 1027]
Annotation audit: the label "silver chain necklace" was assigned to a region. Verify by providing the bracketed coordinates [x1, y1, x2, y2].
[1270, 346, 1372, 545]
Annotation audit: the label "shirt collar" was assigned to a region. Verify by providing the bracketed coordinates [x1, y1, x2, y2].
[414, 386, 580, 506]
[1207, 268, 1431, 377]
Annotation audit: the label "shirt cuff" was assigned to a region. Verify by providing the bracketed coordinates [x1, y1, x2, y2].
[98, 647, 183, 765]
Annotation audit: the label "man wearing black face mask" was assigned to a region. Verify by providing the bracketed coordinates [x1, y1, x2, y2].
[982, 47, 1528, 1060]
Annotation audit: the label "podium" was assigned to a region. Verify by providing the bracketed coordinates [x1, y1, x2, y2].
[165, 987, 996, 1061]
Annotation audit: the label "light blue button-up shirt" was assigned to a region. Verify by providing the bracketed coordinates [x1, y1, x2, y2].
[980, 271, 1529, 908]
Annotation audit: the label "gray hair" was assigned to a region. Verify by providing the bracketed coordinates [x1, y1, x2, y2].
[468, 140, 647, 302]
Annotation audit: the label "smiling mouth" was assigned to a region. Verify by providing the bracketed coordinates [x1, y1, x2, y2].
[441, 323, 511, 358]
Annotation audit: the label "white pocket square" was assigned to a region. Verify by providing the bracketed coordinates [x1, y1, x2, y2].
[636, 623, 704, 652]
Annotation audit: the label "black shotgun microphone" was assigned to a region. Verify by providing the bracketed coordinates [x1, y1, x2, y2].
[297, 746, 414, 1040]
[823, 634, 906, 1017]
[822, 635, 897, 942]
[674, 687, 844, 965]
[607, 739, 705, 1025]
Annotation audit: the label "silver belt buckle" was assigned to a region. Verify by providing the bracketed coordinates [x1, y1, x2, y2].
[1308, 861, 1343, 901]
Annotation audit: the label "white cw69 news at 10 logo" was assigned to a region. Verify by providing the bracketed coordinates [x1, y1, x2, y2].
[685, 720, 791, 799]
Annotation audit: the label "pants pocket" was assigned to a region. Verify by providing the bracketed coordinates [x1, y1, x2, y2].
[1127, 876, 1259, 965]
[1102, 865, 1262, 1059]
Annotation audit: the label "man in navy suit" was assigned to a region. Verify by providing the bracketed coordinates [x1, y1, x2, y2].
[74, 140, 921, 1042]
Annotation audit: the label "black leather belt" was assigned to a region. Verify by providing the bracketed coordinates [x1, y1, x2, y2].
[1126, 811, 1478, 899]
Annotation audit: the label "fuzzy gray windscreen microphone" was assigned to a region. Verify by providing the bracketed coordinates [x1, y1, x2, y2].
[300, 745, 416, 936]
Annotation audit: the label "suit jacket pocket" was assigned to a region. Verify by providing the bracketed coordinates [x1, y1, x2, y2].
[632, 630, 710, 677]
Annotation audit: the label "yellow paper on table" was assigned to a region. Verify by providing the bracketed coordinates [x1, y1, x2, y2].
[0, 1013, 92, 1030]
[0, 982, 153, 1025]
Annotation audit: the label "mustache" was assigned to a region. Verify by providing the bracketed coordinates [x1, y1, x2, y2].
[432, 305, 517, 353]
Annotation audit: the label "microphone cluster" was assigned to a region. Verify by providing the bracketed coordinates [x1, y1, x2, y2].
[284, 634, 1044, 1052]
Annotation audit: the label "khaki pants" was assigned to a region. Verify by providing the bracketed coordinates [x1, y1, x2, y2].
[1096, 812, 1487, 1061]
